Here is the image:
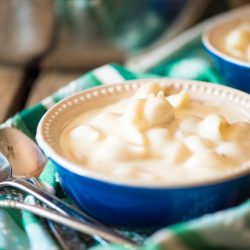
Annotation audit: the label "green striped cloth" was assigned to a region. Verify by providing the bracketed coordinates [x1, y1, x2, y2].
[1, 42, 250, 250]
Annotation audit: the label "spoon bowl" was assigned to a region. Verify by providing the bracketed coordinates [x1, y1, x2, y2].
[0, 152, 11, 181]
[0, 127, 134, 246]
[0, 127, 46, 178]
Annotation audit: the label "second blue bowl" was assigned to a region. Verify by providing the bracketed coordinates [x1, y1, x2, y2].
[202, 16, 250, 93]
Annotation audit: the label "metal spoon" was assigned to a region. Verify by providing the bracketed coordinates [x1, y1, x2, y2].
[29, 176, 91, 250]
[0, 126, 46, 178]
[0, 200, 136, 249]
[0, 127, 100, 223]
[0, 126, 105, 249]
[0, 127, 135, 246]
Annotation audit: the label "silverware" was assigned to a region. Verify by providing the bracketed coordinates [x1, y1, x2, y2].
[0, 127, 135, 246]
[0, 200, 137, 248]
[29, 177, 89, 250]
[0, 127, 99, 222]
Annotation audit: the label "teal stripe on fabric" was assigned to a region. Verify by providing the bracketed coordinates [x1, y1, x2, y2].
[142, 241, 162, 250]
[80, 72, 103, 88]
[1, 208, 24, 230]
[52, 91, 65, 104]
[0, 210, 30, 250]
[244, 202, 250, 229]
[22, 210, 38, 225]
[169, 224, 227, 250]
[22, 211, 59, 249]
[13, 103, 47, 138]
[111, 63, 137, 80]
[196, 69, 224, 84]
[148, 41, 225, 84]
[49, 64, 140, 105]
[38, 161, 57, 188]
[51, 95, 60, 105]
[10, 114, 34, 138]
[51, 72, 102, 104]
[136, 72, 159, 79]
[89, 243, 131, 250]
[149, 40, 202, 75]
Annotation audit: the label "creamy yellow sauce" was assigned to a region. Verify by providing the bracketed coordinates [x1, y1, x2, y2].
[225, 21, 250, 62]
[60, 83, 250, 185]
[210, 19, 250, 63]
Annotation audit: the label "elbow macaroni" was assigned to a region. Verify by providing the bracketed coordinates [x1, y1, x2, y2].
[224, 22, 250, 62]
[61, 83, 250, 185]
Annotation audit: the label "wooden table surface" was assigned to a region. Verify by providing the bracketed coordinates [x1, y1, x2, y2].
[0, 0, 248, 124]
[0, 0, 126, 123]
[0, 66, 82, 123]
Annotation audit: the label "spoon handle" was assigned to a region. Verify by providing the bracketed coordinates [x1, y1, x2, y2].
[28, 177, 90, 250]
[9, 178, 100, 222]
[0, 178, 135, 246]
[0, 200, 136, 248]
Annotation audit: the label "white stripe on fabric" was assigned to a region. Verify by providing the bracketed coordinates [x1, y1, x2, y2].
[41, 79, 84, 109]
[0, 210, 29, 250]
[93, 65, 125, 84]
[55, 80, 83, 99]
[40, 181, 55, 194]
[189, 206, 250, 249]
[26, 223, 59, 250]
[150, 229, 191, 250]
[41, 97, 55, 110]
[0, 119, 12, 129]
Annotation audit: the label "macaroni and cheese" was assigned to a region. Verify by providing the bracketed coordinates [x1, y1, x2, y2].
[60, 83, 250, 185]
[225, 21, 250, 62]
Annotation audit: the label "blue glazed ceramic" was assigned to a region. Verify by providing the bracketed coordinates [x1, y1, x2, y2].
[37, 80, 250, 229]
[202, 17, 250, 93]
[53, 158, 250, 228]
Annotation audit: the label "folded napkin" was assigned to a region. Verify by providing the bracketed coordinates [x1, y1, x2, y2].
[1, 41, 250, 250]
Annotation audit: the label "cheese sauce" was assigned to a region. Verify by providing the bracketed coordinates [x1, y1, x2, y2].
[225, 21, 250, 62]
[60, 83, 250, 185]
[209, 18, 250, 63]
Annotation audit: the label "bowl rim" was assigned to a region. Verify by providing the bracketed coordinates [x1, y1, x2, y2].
[36, 78, 250, 189]
[202, 7, 250, 69]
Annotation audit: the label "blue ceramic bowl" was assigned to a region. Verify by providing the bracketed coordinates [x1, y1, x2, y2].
[202, 16, 250, 93]
[36, 79, 250, 229]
